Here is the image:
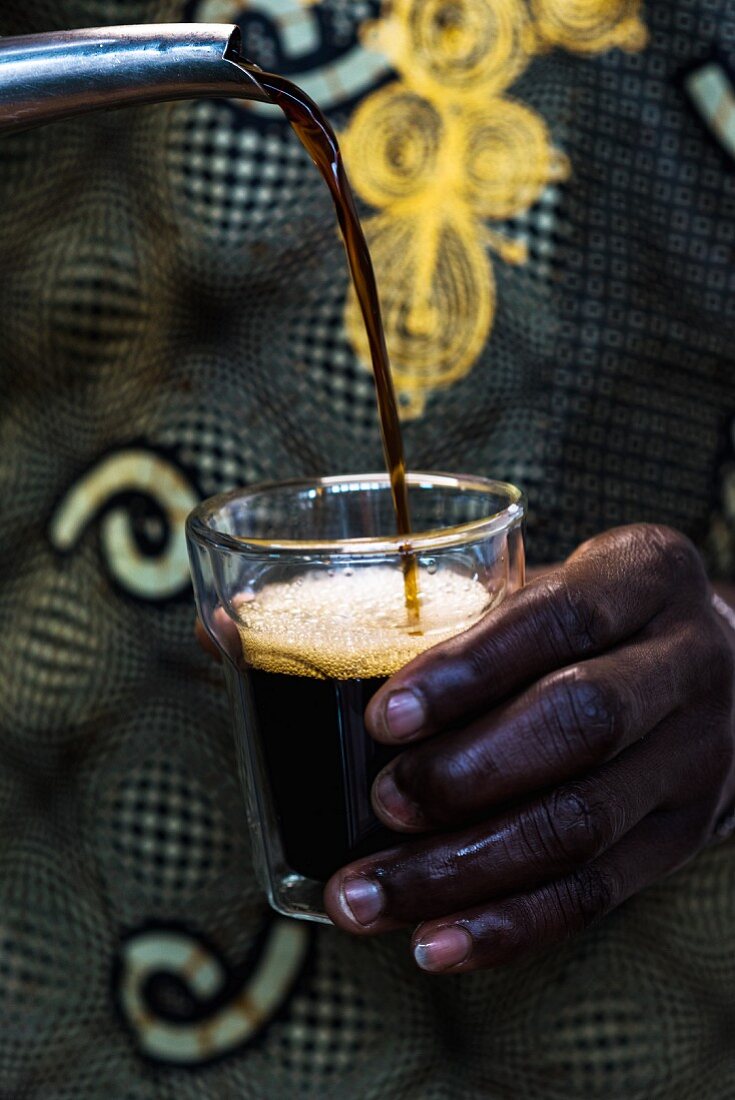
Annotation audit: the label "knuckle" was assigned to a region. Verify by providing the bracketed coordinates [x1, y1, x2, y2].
[396, 743, 487, 823]
[392, 751, 435, 806]
[541, 575, 612, 658]
[556, 861, 621, 931]
[460, 616, 509, 685]
[543, 667, 623, 764]
[481, 902, 528, 963]
[638, 525, 706, 590]
[542, 784, 616, 864]
[494, 858, 622, 957]
[496, 896, 549, 959]
[465, 634, 497, 683]
[439, 744, 499, 818]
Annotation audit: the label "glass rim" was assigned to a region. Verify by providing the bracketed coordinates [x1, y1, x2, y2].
[186, 471, 525, 557]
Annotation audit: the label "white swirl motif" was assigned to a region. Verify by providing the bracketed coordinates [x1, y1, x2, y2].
[49, 448, 199, 600]
[116, 921, 310, 1064]
[193, 0, 392, 113]
[684, 59, 735, 162]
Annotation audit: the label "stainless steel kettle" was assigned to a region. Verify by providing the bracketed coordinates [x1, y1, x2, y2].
[0, 23, 272, 132]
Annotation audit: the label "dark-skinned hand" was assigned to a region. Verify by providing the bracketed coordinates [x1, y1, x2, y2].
[322, 524, 735, 974]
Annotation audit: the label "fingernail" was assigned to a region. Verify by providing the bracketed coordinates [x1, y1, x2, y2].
[384, 689, 425, 739]
[373, 770, 427, 829]
[341, 875, 384, 926]
[414, 927, 472, 972]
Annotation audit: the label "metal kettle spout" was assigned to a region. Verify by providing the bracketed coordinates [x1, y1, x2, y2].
[0, 23, 271, 133]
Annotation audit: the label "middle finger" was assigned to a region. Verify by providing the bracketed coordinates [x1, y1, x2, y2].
[372, 624, 698, 832]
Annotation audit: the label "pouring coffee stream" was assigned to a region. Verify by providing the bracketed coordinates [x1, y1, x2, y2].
[0, 23, 420, 624]
[237, 65, 421, 626]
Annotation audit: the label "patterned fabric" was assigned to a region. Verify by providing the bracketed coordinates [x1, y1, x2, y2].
[1, 0, 735, 1096]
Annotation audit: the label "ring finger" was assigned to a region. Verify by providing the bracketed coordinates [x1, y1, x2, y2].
[324, 715, 677, 933]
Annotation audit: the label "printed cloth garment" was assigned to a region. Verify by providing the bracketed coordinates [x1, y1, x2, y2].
[1, 0, 735, 1096]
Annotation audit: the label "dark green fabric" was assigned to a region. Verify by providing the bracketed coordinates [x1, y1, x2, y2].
[1, 1, 734, 1095]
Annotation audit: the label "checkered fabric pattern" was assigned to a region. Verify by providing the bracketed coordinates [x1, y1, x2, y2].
[1, 0, 735, 1097]
[503, 182, 565, 281]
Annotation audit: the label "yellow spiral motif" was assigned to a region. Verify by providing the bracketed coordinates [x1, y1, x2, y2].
[345, 212, 494, 419]
[367, 0, 532, 99]
[531, 0, 647, 53]
[459, 98, 569, 219]
[342, 84, 443, 208]
[344, 0, 647, 417]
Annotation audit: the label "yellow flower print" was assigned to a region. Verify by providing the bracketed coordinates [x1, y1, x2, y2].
[341, 84, 443, 209]
[459, 98, 569, 219]
[531, 0, 648, 53]
[345, 212, 495, 420]
[343, 83, 566, 416]
[364, 0, 534, 100]
[343, 0, 647, 418]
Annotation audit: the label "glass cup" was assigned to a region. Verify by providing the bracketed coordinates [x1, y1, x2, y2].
[186, 472, 525, 923]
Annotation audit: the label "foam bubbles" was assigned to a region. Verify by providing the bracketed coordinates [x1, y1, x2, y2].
[236, 566, 498, 679]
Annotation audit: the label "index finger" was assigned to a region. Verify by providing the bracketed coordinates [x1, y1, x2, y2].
[365, 526, 697, 744]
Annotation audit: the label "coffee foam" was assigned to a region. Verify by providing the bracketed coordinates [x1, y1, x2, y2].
[236, 566, 497, 679]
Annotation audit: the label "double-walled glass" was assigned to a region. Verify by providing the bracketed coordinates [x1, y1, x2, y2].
[186, 472, 525, 923]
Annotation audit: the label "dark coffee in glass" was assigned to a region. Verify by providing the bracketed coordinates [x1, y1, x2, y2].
[187, 473, 525, 922]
